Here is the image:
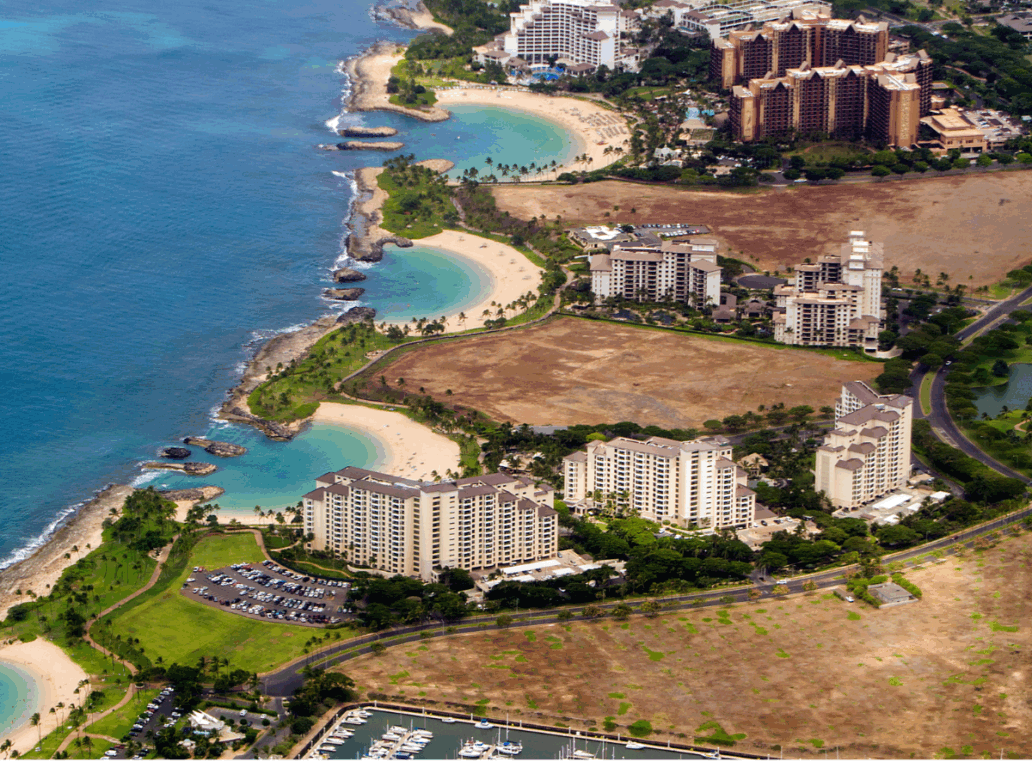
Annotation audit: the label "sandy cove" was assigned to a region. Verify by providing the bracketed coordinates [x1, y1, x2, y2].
[383, 1, 454, 35]
[433, 87, 627, 176]
[401, 230, 542, 334]
[0, 484, 133, 621]
[312, 403, 460, 480]
[0, 639, 88, 756]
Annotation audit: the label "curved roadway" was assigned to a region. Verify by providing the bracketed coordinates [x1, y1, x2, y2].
[911, 285, 1032, 482]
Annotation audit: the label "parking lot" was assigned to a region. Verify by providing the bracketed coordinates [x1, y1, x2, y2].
[181, 559, 350, 627]
[104, 686, 181, 759]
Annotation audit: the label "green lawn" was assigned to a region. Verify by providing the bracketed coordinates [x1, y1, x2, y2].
[794, 141, 870, 166]
[86, 688, 160, 740]
[105, 532, 353, 673]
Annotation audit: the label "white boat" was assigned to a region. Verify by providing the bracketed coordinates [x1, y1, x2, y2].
[326, 737, 347, 745]
[412, 729, 433, 738]
[474, 719, 494, 730]
[571, 750, 595, 760]
[382, 733, 402, 742]
[699, 750, 721, 760]
[458, 745, 483, 759]
[318, 745, 337, 753]
[389, 726, 408, 735]
[394, 751, 412, 760]
[357, 709, 373, 718]
[342, 717, 366, 725]
[400, 744, 424, 753]
[625, 742, 645, 750]
[441, 717, 458, 724]
[496, 741, 522, 755]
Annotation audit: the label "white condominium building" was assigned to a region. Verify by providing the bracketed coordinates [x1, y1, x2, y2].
[589, 238, 722, 308]
[563, 436, 755, 531]
[815, 381, 913, 510]
[479, 0, 637, 70]
[773, 230, 884, 352]
[302, 468, 558, 582]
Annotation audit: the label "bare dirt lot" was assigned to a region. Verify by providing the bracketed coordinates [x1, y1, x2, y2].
[493, 171, 1032, 288]
[342, 529, 1032, 759]
[370, 316, 881, 428]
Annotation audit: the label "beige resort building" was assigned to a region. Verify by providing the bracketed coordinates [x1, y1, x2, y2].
[773, 230, 884, 352]
[815, 381, 913, 510]
[302, 468, 558, 582]
[563, 436, 756, 531]
[589, 237, 722, 308]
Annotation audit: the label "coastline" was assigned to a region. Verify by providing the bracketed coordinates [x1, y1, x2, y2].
[0, 639, 88, 756]
[345, 40, 449, 123]
[0, 484, 133, 621]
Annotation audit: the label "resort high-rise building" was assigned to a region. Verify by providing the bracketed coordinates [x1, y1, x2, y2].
[772, 230, 884, 352]
[815, 382, 913, 510]
[563, 436, 756, 531]
[710, 12, 889, 90]
[589, 238, 722, 308]
[727, 50, 931, 146]
[302, 468, 558, 582]
[474, 0, 641, 72]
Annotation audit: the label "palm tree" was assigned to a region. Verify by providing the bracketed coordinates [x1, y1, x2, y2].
[31, 712, 40, 743]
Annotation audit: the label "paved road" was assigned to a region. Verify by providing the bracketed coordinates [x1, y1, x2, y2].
[911, 285, 1032, 482]
[257, 506, 1029, 698]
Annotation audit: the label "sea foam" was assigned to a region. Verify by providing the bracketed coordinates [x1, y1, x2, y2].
[0, 500, 85, 571]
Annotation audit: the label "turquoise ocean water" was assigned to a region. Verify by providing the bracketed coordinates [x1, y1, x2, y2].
[0, 0, 575, 568]
[0, 662, 39, 743]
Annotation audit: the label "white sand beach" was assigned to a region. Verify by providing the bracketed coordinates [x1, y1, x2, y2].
[433, 87, 628, 176]
[311, 403, 461, 481]
[394, 229, 542, 334]
[0, 639, 88, 756]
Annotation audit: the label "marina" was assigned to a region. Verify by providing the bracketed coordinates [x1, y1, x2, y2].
[305, 707, 712, 761]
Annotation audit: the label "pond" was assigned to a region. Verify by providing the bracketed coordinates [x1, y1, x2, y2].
[972, 362, 1032, 418]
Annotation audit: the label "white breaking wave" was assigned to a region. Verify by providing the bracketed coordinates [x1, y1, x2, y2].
[324, 58, 354, 135]
[131, 468, 163, 487]
[0, 499, 85, 571]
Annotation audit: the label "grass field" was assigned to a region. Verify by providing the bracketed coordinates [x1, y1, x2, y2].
[342, 528, 1032, 759]
[492, 172, 1032, 288]
[105, 532, 351, 673]
[368, 316, 882, 428]
[795, 141, 869, 166]
[920, 370, 934, 416]
[85, 688, 160, 740]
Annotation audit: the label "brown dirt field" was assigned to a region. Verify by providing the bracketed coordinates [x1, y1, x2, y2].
[492, 171, 1032, 288]
[371, 316, 882, 428]
[341, 529, 1032, 759]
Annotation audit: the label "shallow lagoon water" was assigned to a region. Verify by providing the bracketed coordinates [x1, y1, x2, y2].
[0, 663, 38, 741]
[972, 362, 1032, 419]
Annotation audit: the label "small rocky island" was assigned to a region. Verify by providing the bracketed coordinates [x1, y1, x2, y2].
[324, 287, 366, 301]
[333, 267, 367, 283]
[158, 486, 225, 503]
[142, 461, 218, 476]
[159, 447, 191, 459]
[183, 437, 247, 457]
[338, 126, 397, 138]
[321, 140, 405, 152]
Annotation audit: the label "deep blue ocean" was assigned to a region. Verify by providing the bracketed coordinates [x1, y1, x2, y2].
[0, 0, 573, 569]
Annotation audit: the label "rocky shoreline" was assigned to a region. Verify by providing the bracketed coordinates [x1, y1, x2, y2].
[345, 39, 449, 123]
[216, 306, 376, 441]
[0, 484, 134, 619]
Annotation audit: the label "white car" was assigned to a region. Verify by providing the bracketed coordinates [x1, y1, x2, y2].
[845, 595, 855, 603]
[775, 580, 788, 586]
